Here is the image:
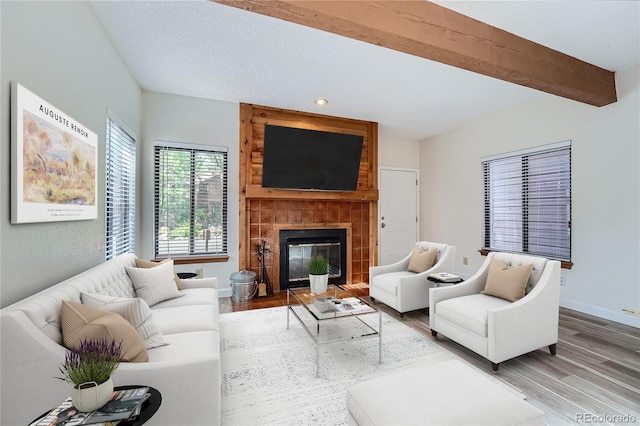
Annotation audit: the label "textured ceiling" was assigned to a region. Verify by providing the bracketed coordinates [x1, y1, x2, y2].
[91, 0, 640, 141]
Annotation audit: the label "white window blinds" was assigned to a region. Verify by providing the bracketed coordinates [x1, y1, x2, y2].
[154, 141, 228, 258]
[482, 141, 571, 262]
[105, 114, 136, 260]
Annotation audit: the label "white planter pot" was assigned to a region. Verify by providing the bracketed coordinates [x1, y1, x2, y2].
[309, 274, 328, 294]
[72, 377, 113, 412]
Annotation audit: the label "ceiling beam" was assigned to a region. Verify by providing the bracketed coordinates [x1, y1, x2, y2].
[213, 0, 617, 107]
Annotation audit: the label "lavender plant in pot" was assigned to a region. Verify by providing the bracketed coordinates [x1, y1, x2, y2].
[58, 338, 123, 412]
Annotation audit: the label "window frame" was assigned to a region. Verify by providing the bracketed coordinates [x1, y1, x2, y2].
[105, 111, 136, 261]
[481, 141, 572, 268]
[153, 141, 228, 261]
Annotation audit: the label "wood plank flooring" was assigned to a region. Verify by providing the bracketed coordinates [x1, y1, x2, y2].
[221, 283, 640, 425]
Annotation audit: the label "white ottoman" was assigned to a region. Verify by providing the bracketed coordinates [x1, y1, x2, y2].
[346, 359, 544, 425]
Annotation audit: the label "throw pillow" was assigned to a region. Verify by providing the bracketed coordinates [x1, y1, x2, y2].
[407, 246, 437, 273]
[134, 257, 183, 290]
[60, 300, 148, 362]
[81, 293, 167, 349]
[126, 259, 183, 306]
[481, 258, 533, 302]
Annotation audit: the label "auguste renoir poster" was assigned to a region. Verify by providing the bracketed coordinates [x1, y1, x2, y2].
[11, 82, 98, 224]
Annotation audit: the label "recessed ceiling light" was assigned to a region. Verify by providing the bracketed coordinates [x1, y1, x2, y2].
[314, 98, 328, 106]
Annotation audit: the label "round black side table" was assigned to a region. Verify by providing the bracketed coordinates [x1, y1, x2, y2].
[177, 272, 198, 279]
[427, 274, 464, 286]
[118, 385, 162, 425]
[30, 385, 161, 426]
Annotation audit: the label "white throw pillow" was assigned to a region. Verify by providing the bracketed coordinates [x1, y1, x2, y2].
[81, 293, 167, 349]
[125, 259, 183, 307]
[134, 257, 183, 290]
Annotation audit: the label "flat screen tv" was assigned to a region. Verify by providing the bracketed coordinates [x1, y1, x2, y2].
[262, 124, 364, 191]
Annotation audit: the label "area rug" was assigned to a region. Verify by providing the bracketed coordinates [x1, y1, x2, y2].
[220, 306, 521, 425]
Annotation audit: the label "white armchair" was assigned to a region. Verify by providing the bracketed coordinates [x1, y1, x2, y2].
[369, 242, 455, 316]
[429, 252, 561, 371]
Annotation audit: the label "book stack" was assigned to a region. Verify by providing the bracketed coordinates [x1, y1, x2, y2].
[313, 296, 337, 313]
[30, 387, 150, 426]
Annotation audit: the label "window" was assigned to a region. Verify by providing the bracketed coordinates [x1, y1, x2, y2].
[154, 141, 228, 259]
[482, 141, 571, 262]
[105, 113, 136, 260]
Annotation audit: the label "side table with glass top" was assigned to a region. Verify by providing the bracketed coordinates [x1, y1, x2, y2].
[287, 284, 381, 377]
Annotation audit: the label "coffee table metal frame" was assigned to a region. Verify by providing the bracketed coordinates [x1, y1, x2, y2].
[287, 284, 381, 377]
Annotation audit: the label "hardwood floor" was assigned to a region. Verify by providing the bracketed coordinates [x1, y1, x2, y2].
[221, 284, 640, 424]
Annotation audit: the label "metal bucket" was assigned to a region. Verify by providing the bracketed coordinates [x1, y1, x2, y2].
[230, 270, 257, 303]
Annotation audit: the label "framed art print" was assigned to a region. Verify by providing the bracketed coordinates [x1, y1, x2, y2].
[11, 82, 98, 223]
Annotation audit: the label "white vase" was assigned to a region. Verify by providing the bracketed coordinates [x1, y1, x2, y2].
[309, 274, 328, 294]
[72, 377, 114, 412]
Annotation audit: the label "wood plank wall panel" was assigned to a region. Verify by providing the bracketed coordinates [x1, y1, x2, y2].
[239, 104, 379, 291]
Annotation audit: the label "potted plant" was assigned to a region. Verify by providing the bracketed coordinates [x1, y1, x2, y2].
[309, 255, 329, 294]
[58, 338, 123, 412]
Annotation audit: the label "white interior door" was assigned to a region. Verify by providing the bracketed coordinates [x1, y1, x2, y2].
[379, 168, 419, 265]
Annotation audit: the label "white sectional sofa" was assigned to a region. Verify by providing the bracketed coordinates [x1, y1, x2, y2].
[0, 253, 221, 426]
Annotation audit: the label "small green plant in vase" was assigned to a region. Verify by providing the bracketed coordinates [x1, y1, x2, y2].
[309, 256, 328, 275]
[309, 256, 328, 293]
[58, 338, 123, 412]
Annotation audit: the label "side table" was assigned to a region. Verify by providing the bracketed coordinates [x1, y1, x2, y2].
[427, 273, 463, 286]
[30, 385, 161, 426]
[118, 386, 162, 426]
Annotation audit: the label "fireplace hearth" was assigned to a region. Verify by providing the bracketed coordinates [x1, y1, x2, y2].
[279, 228, 347, 290]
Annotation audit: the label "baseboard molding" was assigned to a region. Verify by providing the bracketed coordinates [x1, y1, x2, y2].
[218, 288, 232, 298]
[560, 298, 640, 328]
[453, 272, 640, 329]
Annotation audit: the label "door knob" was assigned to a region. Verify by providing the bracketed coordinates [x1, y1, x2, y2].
[381, 223, 386, 228]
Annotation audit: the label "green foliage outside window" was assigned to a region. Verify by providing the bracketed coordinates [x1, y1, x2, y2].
[155, 144, 227, 257]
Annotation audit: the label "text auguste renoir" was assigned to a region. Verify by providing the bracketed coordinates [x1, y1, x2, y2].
[38, 104, 90, 139]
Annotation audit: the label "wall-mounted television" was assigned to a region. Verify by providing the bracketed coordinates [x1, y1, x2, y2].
[261, 124, 364, 191]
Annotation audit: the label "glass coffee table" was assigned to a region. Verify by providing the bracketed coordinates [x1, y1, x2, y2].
[287, 284, 381, 377]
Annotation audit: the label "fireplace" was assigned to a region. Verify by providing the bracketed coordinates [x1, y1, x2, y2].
[279, 228, 347, 290]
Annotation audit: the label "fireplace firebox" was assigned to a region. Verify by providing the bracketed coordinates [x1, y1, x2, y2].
[279, 228, 347, 290]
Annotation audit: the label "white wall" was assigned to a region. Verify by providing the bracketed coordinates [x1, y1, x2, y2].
[378, 125, 421, 169]
[420, 65, 640, 327]
[140, 91, 239, 297]
[0, 1, 141, 307]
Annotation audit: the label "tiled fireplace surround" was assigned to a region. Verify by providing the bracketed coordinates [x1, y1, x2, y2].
[247, 199, 371, 290]
[239, 104, 379, 292]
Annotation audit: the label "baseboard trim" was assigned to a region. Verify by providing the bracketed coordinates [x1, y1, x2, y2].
[218, 288, 232, 298]
[560, 298, 640, 328]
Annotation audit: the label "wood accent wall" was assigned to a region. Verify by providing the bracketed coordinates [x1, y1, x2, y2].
[239, 104, 379, 291]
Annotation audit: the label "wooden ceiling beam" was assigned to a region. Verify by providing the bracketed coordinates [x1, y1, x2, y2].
[213, 0, 617, 106]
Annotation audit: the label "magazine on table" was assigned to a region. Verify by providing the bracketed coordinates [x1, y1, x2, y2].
[429, 272, 462, 282]
[334, 297, 371, 313]
[30, 387, 150, 426]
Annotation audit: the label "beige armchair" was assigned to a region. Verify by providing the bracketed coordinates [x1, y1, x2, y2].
[429, 251, 561, 371]
[369, 242, 455, 316]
